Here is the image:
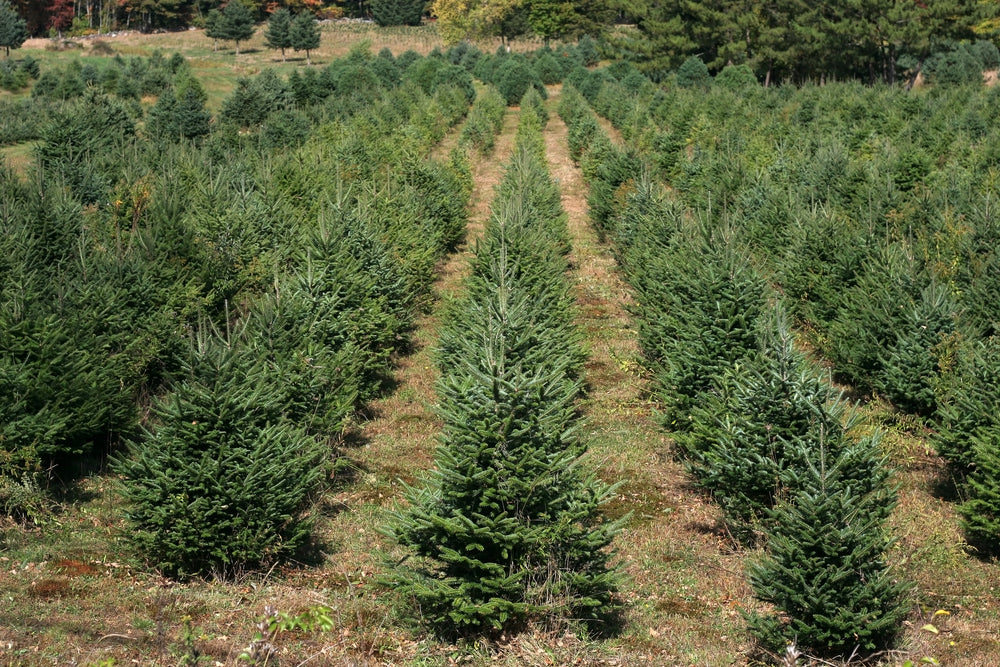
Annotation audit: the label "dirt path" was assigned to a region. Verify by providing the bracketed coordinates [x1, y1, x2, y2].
[542, 86, 754, 665]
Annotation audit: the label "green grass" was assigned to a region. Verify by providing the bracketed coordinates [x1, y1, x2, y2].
[0, 141, 37, 176]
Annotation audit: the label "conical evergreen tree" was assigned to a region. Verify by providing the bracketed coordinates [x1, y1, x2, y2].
[371, 0, 425, 27]
[176, 86, 212, 139]
[747, 428, 909, 659]
[116, 337, 325, 579]
[959, 429, 1000, 556]
[391, 129, 621, 637]
[264, 7, 292, 62]
[632, 227, 767, 431]
[681, 306, 841, 544]
[877, 282, 956, 416]
[289, 13, 320, 66]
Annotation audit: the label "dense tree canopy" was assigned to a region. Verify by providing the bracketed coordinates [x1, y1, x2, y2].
[608, 0, 982, 84]
[431, 0, 611, 44]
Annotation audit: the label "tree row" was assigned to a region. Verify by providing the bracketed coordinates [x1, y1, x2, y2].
[559, 83, 910, 661]
[390, 95, 623, 637]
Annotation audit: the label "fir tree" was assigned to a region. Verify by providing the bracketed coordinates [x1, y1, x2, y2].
[289, 12, 320, 66]
[116, 338, 326, 579]
[204, 8, 224, 52]
[876, 282, 956, 416]
[391, 133, 621, 638]
[631, 228, 767, 432]
[221, 1, 256, 56]
[959, 430, 1000, 556]
[746, 425, 909, 659]
[176, 86, 212, 139]
[264, 7, 292, 62]
[0, 0, 27, 58]
[934, 337, 1000, 473]
[681, 306, 841, 545]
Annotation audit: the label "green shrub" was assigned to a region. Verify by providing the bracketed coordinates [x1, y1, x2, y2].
[458, 84, 505, 154]
[533, 51, 564, 85]
[495, 56, 544, 106]
[117, 340, 326, 579]
[925, 44, 984, 87]
[675, 56, 710, 88]
[577, 34, 599, 67]
[714, 63, 758, 92]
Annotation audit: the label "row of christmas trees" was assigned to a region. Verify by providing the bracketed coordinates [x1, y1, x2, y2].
[1, 49, 475, 572]
[567, 62, 1000, 560]
[559, 85, 910, 660]
[390, 95, 624, 637]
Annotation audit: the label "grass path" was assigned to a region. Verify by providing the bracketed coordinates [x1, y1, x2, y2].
[540, 86, 754, 666]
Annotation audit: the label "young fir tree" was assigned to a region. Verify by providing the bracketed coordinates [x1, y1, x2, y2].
[631, 227, 767, 433]
[289, 12, 320, 66]
[264, 7, 292, 62]
[746, 421, 909, 659]
[176, 86, 212, 139]
[681, 305, 841, 545]
[934, 337, 1000, 473]
[876, 282, 956, 416]
[391, 133, 621, 637]
[116, 337, 326, 579]
[959, 430, 1000, 556]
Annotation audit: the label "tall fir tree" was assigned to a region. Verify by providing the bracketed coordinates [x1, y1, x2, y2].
[289, 12, 320, 66]
[221, 1, 256, 56]
[0, 0, 27, 58]
[263, 7, 292, 62]
[371, 0, 426, 27]
[204, 8, 224, 52]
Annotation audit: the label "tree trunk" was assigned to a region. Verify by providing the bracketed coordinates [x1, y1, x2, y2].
[306, 49, 311, 66]
[905, 60, 922, 92]
[235, 40, 240, 56]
